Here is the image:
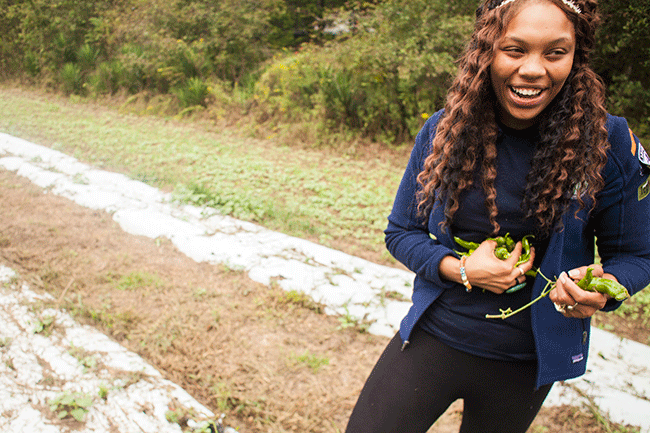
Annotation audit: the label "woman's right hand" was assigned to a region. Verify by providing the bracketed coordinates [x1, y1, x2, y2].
[440, 239, 535, 294]
[466, 239, 535, 293]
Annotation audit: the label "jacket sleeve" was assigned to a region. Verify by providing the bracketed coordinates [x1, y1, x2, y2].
[593, 115, 650, 310]
[384, 112, 458, 290]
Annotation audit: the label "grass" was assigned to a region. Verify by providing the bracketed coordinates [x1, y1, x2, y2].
[0, 86, 406, 262]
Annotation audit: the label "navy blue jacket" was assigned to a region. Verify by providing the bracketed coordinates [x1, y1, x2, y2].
[385, 110, 650, 387]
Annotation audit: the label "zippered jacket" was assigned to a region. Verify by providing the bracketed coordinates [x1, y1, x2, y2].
[385, 110, 650, 387]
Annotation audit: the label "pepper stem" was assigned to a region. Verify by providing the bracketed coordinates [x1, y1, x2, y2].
[485, 270, 556, 319]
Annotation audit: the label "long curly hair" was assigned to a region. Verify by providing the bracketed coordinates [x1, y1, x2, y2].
[416, 0, 609, 237]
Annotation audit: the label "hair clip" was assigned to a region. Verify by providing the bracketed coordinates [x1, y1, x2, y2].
[494, 0, 581, 14]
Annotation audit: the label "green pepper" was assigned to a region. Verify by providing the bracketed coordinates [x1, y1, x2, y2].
[521, 235, 534, 254]
[494, 246, 510, 260]
[586, 278, 630, 301]
[576, 267, 594, 290]
[454, 236, 480, 252]
[505, 234, 515, 252]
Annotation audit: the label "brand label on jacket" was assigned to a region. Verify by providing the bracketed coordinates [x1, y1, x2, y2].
[639, 175, 650, 201]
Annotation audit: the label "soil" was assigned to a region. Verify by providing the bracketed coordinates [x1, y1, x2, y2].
[0, 144, 645, 431]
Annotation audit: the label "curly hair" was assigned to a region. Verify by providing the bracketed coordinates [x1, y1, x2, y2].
[416, 0, 609, 237]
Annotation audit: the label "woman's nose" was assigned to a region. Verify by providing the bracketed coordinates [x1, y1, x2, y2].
[518, 55, 545, 78]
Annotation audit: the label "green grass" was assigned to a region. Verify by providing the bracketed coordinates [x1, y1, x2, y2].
[0, 86, 405, 261]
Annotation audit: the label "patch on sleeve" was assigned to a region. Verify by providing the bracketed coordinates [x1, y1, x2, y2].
[571, 353, 584, 363]
[639, 145, 650, 167]
[630, 128, 637, 155]
[640, 175, 650, 201]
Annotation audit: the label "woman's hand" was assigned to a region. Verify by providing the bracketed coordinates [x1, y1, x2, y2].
[548, 264, 614, 318]
[439, 239, 535, 294]
[463, 239, 535, 294]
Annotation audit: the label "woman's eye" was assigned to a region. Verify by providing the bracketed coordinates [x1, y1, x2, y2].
[547, 49, 567, 58]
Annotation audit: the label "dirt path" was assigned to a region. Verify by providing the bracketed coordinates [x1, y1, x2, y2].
[0, 150, 643, 432]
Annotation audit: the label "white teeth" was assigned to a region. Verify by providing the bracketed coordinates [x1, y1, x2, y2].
[511, 87, 542, 97]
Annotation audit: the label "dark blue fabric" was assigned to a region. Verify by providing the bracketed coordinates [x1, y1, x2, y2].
[385, 109, 650, 387]
[419, 124, 547, 361]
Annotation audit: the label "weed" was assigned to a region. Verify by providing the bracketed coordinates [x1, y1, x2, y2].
[0, 337, 11, 348]
[210, 381, 235, 412]
[380, 288, 409, 303]
[32, 314, 55, 336]
[61, 63, 83, 95]
[336, 307, 370, 333]
[115, 271, 162, 291]
[567, 383, 642, 433]
[175, 77, 210, 109]
[72, 173, 90, 185]
[98, 384, 109, 400]
[48, 392, 93, 422]
[281, 290, 323, 313]
[614, 289, 650, 328]
[291, 350, 330, 372]
[193, 287, 207, 298]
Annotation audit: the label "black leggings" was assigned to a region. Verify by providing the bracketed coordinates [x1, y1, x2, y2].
[345, 327, 552, 433]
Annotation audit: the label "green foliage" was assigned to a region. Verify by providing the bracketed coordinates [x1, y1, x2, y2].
[77, 44, 100, 73]
[254, 0, 473, 143]
[48, 392, 93, 422]
[61, 63, 84, 95]
[175, 77, 211, 108]
[614, 288, 650, 332]
[33, 314, 55, 335]
[88, 61, 124, 95]
[593, 0, 650, 140]
[115, 271, 162, 291]
[1, 0, 647, 143]
[291, 350, 330, 372]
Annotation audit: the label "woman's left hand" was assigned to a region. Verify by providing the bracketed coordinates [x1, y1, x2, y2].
[548, 264, 614, 318]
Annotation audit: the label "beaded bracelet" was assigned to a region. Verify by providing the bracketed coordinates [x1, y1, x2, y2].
[460, 255, 472, 292]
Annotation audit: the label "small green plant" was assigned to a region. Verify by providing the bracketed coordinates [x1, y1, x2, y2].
[72, 173, 90, 185]
[48, 392, 93, 422]
[67, 345, 97, 372]
[192, 420, 220, 432]
[115, 271, 162, 291]
[33, 314, 55, 335]
[337, 306, 370, 333]
[175, 77, 210, 108]
[61, 63, 84, 95]
[193, 287, 207, 298]
[98, 384, 109, 400]
[77, 44, 99, 72]
[282, 290, 323, 313]
[292, 350, 330, 372]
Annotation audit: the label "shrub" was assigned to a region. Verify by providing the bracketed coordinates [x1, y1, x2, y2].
[175, 77, 211, 108]
[88, 61, 123, 95]
[77, 44, 100, 73]
[253, 0, 473, 144]
[61, 63, 83, 95]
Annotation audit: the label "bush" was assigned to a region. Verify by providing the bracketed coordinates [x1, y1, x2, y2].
[87, 61, 123, 95]
[253, 0, 473, 144]
[61, 63, 83, 95]
[594, 0, 650, 141]
[175, 77, 211, 108]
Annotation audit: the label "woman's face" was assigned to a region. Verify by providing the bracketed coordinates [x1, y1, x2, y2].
[490, 1, 576, 129]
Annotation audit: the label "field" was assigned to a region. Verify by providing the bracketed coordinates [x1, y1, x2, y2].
[0, 85, 647, 432]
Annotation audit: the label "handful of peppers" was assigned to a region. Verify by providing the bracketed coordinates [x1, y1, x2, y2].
[485, 266, 630, 319]
[454, 233, 536, 277]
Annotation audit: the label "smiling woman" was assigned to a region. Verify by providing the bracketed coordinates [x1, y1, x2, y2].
[345, 0, 650, 432]
[490, 2, 576, 129]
